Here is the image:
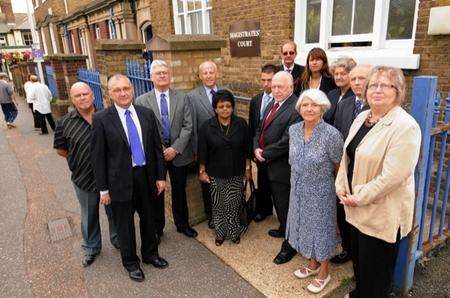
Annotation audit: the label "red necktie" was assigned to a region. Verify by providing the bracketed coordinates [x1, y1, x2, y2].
[258, 102, 279, 149]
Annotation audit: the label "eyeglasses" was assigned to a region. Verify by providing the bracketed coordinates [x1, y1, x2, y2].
[282, 51, 295, 56]
[153, 71, 168, 76]
[367, 83, 396, 91]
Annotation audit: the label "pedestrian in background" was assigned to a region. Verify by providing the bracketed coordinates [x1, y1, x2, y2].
[54, 82, 119, 267]
[28, 75, 55, 135]
[24, 74, 39, 130]
[0, 72, 18, 128]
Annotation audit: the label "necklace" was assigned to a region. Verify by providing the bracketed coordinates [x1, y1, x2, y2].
[219, 121, 230, 135]
[364, 111, 385, 127]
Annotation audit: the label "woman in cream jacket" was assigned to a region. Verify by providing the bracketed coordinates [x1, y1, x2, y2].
[336, 66, 421, 298]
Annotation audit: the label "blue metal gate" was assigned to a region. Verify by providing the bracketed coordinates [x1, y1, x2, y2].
[44, 65, 58, 98]
[125, 60, 153, 98]
[78, 69, 104, 110]
[394, 76, 450, 294]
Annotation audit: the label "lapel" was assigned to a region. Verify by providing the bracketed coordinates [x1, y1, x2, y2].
[134, 106, 148, 151]
[264, 95, 294, 129]
[108, 106, 129, 147]
[198, 86, 215, 116]
[227, 115, 240, 138]
[211, 116, 239, 142]
[168, 89, 178, 126]
[148, 90, 162, 122]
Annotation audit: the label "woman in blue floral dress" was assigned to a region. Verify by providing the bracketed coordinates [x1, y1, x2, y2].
[286, 89, 343, 294]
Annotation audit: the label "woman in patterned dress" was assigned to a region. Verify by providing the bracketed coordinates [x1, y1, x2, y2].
[198, 89, 252, 246]
[286, 89, 343, 294]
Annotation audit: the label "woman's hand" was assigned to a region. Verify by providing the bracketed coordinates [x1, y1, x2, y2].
[339, 194, 358, 207]
[199, 172, 210, 184]
[245, 168, 252, 181]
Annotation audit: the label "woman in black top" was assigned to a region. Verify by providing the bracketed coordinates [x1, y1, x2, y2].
[294, 47, 336, 96]
[198, 89, 252, 245]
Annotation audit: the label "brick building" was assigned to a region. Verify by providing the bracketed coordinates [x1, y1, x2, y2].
[33, 0, 449, 100]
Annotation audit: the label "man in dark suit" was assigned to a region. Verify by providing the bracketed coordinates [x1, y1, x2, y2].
[136, 60, 197, 239]
[186, 61, 221, 229]
[331, 65, 371, 264]
[248, 64, 278, 222]
[254, 71, 301, 265]
[278, 41, 305, 91]
[91, 74, 168, 282]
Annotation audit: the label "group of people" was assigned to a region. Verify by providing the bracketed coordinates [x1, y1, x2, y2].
[46, 39, 421, 297]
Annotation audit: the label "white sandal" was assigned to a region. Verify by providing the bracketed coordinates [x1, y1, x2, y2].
[306, 275, 331, 294]
[293, 266, 320, 279]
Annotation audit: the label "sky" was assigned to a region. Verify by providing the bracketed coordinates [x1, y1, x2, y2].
[11, 0, 29, 13]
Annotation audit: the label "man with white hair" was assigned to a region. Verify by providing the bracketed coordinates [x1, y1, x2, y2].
[254, 71, 301, 265]
[54, 82, 119, 267]
[186, 60, 222, 229]
[28, 75, 55, 134]
[136, 60, 197, 239]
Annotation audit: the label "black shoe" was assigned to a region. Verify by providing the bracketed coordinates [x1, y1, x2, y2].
[273, 250, 296, 265]
[268, 229, 285, 238]
[177, 227, 198, 238]
[81, 253, 97, 267]
[128, 267, 145, 282]
[254, 213, 268, 222]
[143, 256, 169, 269]
[208, 219, 215, 229]
[330, 251, 352, 264]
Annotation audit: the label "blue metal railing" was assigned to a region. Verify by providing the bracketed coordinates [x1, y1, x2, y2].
[78, 69, 104, 110]
[394, 76, 450, 295]
[44, 65, 58, 98]
[125, 60, 153, 98]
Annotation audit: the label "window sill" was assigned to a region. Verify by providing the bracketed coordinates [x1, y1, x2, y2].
[297, 48, 420, 70]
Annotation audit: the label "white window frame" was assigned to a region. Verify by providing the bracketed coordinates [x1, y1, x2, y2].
[172, 0, 212, 34]
[294, 0, 420, 69]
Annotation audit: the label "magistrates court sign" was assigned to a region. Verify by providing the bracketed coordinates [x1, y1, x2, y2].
[229, 20, 261, 57]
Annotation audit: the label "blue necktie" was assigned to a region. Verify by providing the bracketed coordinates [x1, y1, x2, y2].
[160, 93, 171, 143]
[125, 110, 145, 166]
[210, 89, 216, 105]
[354, 99, 363, 118]
[260, 94, 272, 120]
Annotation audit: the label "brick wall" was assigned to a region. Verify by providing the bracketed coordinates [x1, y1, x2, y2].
[147, 0, 174, 36]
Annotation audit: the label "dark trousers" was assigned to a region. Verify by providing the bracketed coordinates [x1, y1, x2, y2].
[1, 102, 18, 123]
[336, 198, 352, 254]
[256, 161, 273, 215]
[269, 181, 296, 254]
[28, 103, 39, 128]
[111, 166, 158, 272]
[201, 181, 212, 220]
[167, 162, 190, 229]
[35, 111, 55, 134]
[153, 192, 165, 236]
[350, 225, 400, 298]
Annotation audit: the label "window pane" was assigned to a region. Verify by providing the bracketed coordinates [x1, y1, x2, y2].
[189, 12, 199, 34]
[206, 0, 212, 8]
[207, 9, 212, 34]
[353, 0, 374, 34]
[187, 0, 195, 11]
[177, 0, 184, 13]
[332, 0, 352, 35]
[179, 15, 186, 34]
[386, 0, 415, 39]
[306, 0, 321, 43]
[194, 0, 202, 10]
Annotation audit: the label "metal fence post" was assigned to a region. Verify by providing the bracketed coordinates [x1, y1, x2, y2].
[393, 76, 438, 294]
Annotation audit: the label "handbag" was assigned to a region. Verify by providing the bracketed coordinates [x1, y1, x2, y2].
[240, 179, 258, 227]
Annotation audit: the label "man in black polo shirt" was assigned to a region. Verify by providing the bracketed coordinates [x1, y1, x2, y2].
[54, 82, 118, 267]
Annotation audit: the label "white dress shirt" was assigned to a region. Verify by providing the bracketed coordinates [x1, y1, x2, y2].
[24, 81, 34, 103]
[114, 103, 146, 166]
[283, 64, 294, 73]
[260, 92, 273, 119]
[203, 85, 217, 105]
[29, 82, 52, 114]
[154, 88, 170, 120]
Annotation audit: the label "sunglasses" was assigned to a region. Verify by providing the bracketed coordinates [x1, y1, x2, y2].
[283, 51, 295, 56]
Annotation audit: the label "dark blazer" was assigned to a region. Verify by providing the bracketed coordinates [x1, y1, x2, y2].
[254, 94, 302, 184]
[198, 115, 251, 178]
[91, 105, 166, 202]
[278, 63, 304, 83]
[294, 75, 337, 96]
[248, 92, 270, 151]
[324, 88, 355, 125]
[333, 95, 369, 140]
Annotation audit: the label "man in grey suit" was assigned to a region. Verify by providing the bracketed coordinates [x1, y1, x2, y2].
[186, 61, 220, 229]
[136, 60, 198, 239]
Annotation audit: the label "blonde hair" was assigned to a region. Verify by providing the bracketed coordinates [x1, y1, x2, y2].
[363, 66, 406, 104]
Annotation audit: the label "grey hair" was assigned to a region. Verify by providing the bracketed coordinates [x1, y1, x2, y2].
[273, 70, 294, 86]
[199, 60, 218, 72]
[107, 74, 132, 90]
[330, 56, 357, 74]
[150, 59, 169, 75]
[363, 66, 406, 104]
[296, 89, 331, 114]
[70, 81, 92, 93]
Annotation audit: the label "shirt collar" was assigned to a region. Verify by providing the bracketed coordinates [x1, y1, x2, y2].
[114, 103, 136, 116]
[204, 85, 217, 94]
[263, 92, 272, 99]
[283, 64, 294, 72]
[154, 88, 169, 99]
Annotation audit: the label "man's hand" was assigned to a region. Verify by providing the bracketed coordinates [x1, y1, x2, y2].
[199, 172, 210, 184]
[156, 180, 166, 195]
[163, 147, 178, 161]
[254, 148, 266, 162]
[100, 193, 111, 205]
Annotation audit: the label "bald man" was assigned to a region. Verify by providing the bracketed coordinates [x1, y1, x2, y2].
[254, 71, 301, 265]
[186, 61, 223, 228]
[54, 82, 118, 267]
[331, 65, 371, 264]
